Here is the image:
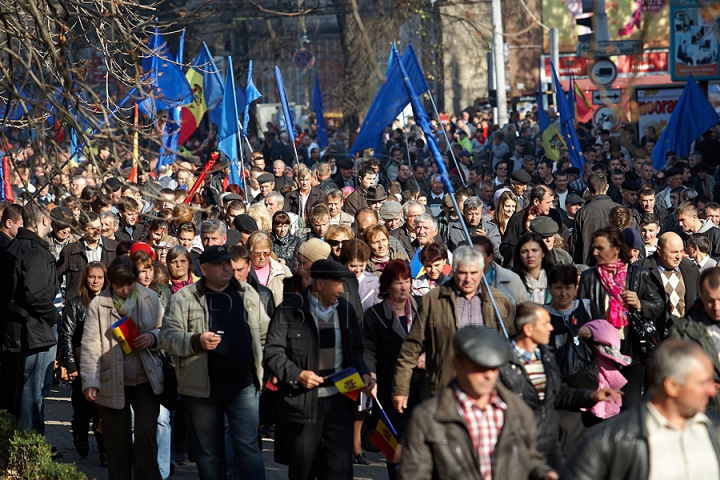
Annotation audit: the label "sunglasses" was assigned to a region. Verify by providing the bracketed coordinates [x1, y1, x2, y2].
[326, 239, 344, 247]
[252, 251, 271, 258]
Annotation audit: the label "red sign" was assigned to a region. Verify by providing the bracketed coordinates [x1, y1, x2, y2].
[544, 57, 588, 78]
[546, 51, 668, 79]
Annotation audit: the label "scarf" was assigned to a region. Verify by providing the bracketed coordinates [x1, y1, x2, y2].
[389, 298, 412, 333]
[371, 254, 390, 272]
[596, 260, 628, 329]
[525, 270, 548, 304]
[113, 287, 138, 317]
[171, 273, 194, 293]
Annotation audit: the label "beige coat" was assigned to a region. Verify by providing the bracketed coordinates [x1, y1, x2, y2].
[80, 284, 164, 410]
[159, 278, 269, 398]
[264, 257, 292, 307]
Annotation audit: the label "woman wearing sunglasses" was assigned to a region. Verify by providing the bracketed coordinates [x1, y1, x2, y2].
[246, 231, 291, 307]
[324, 224, 354, 262]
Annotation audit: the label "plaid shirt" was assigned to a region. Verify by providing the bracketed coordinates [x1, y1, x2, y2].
[453, 383, 507, 480]
[511, 340, 541, 364]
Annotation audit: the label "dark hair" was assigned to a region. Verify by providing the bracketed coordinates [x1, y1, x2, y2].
[591, 226, 632, 264]
[378, 260, 412, 299]
[115, 240, 134, 256]
[639, 213, 660, 227]
[340, 238, 371, 264]
[529, 186, 546, 204]
[1, 203, 23, 226]
[149, 219, 169, 233]
[78, 261, 108, 307]
[513, 232, 553, 275]
[177, 221, 197, 235]
[547, 264, 578, 287]
[609, 206, 632, 230]
[420, 242, 448, 264]
[166, 246, 194, 279]
[107, 256, 139, 286]
[471, 235, 494, 257]
[272, 211, 291, 227]
[688, 233, 711, 254]
[229, 245, 251, 263]
[701, 267, 720, 291]
[91, 194, 113, 213]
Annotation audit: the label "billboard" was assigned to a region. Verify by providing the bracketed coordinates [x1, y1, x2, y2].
[635, 87, 684, 140]
[670, 0, 720, 80]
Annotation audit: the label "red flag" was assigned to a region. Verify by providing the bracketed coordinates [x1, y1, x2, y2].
[3, 157, 14, 203]
[184, 152, 217, 204]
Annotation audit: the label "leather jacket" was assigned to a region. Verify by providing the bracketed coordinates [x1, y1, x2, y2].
[577, 263, 665, 361]
[59, 295, 87, 374]
[560, 401, 720, 480]
[271, 233, 299, 271]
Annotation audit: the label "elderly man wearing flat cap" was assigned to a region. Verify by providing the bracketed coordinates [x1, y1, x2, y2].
[400, 327, 557, 480]
[264, 259, 374, 480]
[161, 245, 270, 480]
[530, 216, 573, 266]
[252, 173, 276, 204]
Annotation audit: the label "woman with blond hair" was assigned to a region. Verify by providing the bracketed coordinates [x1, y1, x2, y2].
[494, 190, 519, 236]
[324, 224, 354, 262]
[247, 202, 273, 233]
[246, 231, 291, 306]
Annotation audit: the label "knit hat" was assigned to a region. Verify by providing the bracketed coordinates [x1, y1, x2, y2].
[297, 238, 331, 263]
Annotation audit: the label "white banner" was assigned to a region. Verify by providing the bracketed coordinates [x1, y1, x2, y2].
[636, 88, 684, 141]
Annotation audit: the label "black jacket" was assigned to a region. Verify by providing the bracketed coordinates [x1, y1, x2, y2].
[0, 228, 61, 353]
[59, 295, 87, 374]
[571, 194, 621, 265]
[577, 263, 666, 360]
[114, 222, 146, 242]
[332, 173, 357, 191]
[56, 237, 118, 299]
[271, 233, 299, 272]
[560, 401, 720, 480]
[499, 344, 595, 469]
[501, 208, 568, 266]
[283, 187, 327, 220]
[263, 288, 369, 424]
[638, 254, 699, 330]
[389, 225, 415, 259]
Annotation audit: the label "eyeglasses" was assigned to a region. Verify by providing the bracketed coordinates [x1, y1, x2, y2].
[326, 239, 344, 247]
[496, 166, 508, 171]
[252, 251, 272, 258]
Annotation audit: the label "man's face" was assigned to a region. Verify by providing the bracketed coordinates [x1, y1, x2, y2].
[528, 310, 554, 346]
[431, 178, 444, 194]
[398, 165, 411, 181]
[391, 149, 403, 162]
[641, 165, 654, 181]
[705, 208, 720, 226]
[585, 150, 597, 163]
[566, 203, 581, 216]
[327, 196, 342, 217]
[368, 200, 383, 213]
[668, 174, 683, 189]
[640, 194, 655, 213]
[640, 223, 659, 245]
[511, 183, 527, 197]
[71, 179, 86, 197]
[265, 196, 282, 214]
[385, 215, 403, 231]
[495, 163, 508, 178]
[259, 181, 274, 196]
[454, 260, 482, 296]
[464, 207, 482, 227]
[537, 163, 549, 179]
[273, 161, 285, 177]
[657, 238, 684, 269]
[415, 220, 438, 246]
[177, 170, 190, 186]
[298, 175, 311, 192]
[611, 174, 625, 189]
[554, 175, 568, 192]
[406, 205, 424, 231]
[356, 213, 377, 236]
[311, 217, 330, 238]
[201, 231, 226, 247]
[316, 278, 346, 306]
[413, 167, 425, 182]
[53, 224, 72, 242]
[622, 190, 637, 206]
[673, 355, 716, 418]
[514, 143, 526, 155]
[360, 173, 377, 190]
[676, 213, 699, 234]
[83, 219, 102, 244]
[609, 158, 621, 171]
[201, 259, 234, 285]
[159, 193, 175, 210]
[4, 217, 22, 238]
[537, 192, 554, 215]
[523, 160, 535, 174]
[253, 157, 266, 170]
[453, 356, 499, 399]
[479, 184, 493, 203]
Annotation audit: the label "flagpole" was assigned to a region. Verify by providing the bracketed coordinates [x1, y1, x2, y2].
[402, 110, 412, 167]
[426, 92, 466, 187]
[236, 122, 250, 207]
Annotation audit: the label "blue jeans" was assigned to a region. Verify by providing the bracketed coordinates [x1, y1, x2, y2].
[17, 324, 58, 434]
[186, 385, 264, 480]
[157, 406, 172, 479]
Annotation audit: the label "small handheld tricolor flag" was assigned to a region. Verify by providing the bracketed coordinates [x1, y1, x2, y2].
[327, 367, 365, 401]
[110, 316, 141, 356]
[410, 248, 453, 279]
[370, 402, 399, 460]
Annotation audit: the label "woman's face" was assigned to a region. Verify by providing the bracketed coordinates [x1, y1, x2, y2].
[369, 233, 389, 258]
[592, 235, 620, 265]
[273, 223, 290, 238]
[169, 255, 189, 279]
[148, 228, 166, 248]
[327, 234, 350, 258]
[251, 242, 272, 269]
[156, 246, 170, 264]
[137, 265, 154, 288]
[423, 259, 446, 281]
[86, 267, 105, 295]
[112, 281, 136, 299]
[549, 282, 576, 308]
[388, 277, 412, 304]
[346, 258, 366, 278]
[503, 199, 516, 218]
[519, 241, 544, 271]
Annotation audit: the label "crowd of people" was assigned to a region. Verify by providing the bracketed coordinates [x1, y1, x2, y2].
[2, 108, 720, 480]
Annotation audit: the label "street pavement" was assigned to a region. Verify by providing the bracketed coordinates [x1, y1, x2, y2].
[45, 384, 389, 480]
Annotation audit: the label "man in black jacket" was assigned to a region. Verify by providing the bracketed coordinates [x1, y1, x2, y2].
[571, 173, 620, 265]
[561, 340, 720, 480]
[0, 202, 61, 433]
[264, 259, 374, 479]
[499, 303, 620, 469]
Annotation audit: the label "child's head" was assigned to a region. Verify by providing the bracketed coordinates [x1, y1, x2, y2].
[639, 213, 660, 246]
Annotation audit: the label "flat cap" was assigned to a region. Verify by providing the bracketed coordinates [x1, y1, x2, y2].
[511, 170, 532, 184]
[379, 200, 402, 220]
[444, 193, 455, 208]
[233, 214, 258, 234]
[666, 167, 683, 178]
[453, 327, 510, 368]
[310, 259, 354, 280]
[621, 180, 641, 192]
[458, 150, 471, 158]
[516, 138, 527, 146]
[565, 167, 581, 176]
[222, 193, 244, 203]
[338, 158, 354, 170]
[364, 185, 388, 202]
[566, 193, 584, 205]
[50, 206, 74, 227]
[530, 216, 559, 237]
[199, 245, 231, 265]
[105, 177, 122, 192]
[623, 228, 643, 250]
[225, 229, 241, 246]
[257, 173, 275, 184]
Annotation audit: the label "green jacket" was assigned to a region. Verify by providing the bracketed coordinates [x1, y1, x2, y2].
[667, 300, 720, 415]
[159, 278, 269, 398]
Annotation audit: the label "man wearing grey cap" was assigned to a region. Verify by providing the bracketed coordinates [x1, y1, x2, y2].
[400, 327, 557, 480]
[530, 216, 573, 266]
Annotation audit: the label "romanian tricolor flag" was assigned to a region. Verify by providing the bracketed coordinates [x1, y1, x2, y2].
[327, 367, 365, 401]
[370, 406, 399, 460]
[574, 82, 593, 124]
[111, 316, 141, 356]
[410, 248, 453, 278]
[178, 42, 224, 145]
[537, 91, 566, 162]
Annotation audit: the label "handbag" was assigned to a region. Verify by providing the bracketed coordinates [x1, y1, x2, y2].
[557, 322, 598, 390]
[159, 352, 178, 410]
[626, 266, 661, 362]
